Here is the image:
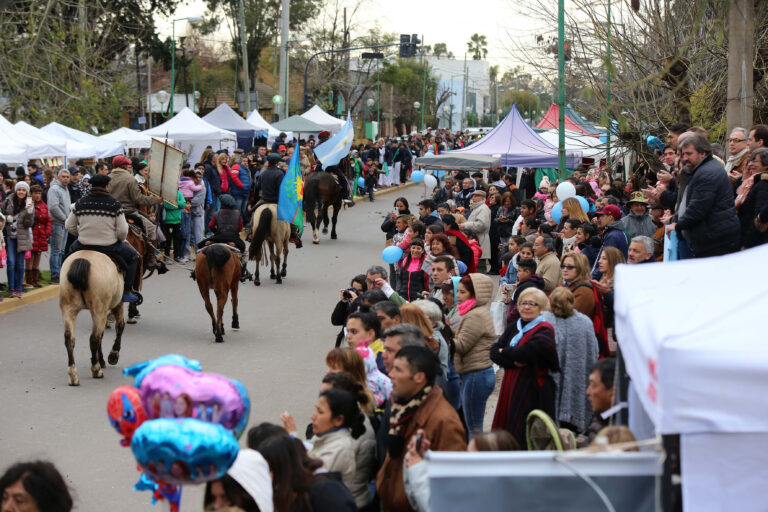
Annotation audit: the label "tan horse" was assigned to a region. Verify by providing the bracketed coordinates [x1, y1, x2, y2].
[193, 244, 240, 343]
[248, 204, 290, 286]
[59, 251, 126, 386]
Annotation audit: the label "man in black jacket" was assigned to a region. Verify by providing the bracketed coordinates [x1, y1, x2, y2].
[253, 153, 302, 247]
[667, 135, 740, 258]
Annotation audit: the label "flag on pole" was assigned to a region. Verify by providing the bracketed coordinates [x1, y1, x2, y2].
[313, 113, 354, 170]
[277, 144, 303, 235]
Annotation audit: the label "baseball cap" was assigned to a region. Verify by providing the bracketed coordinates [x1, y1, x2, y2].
[595, 204, 622, 219]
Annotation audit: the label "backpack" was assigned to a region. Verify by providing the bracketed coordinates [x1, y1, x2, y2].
[574, 282, 610, 358]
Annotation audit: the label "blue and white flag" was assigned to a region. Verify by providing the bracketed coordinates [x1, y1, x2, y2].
[313, 113, 353, 170]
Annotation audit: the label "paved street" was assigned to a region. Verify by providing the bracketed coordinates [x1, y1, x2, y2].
[0, 184, 425, 511]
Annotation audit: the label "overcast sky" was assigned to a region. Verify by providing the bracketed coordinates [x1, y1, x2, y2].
[158, 0, 545, 72]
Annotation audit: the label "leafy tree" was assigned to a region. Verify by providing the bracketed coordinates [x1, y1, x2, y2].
[433, 42, 453, 59]
[380, 59, 447, 133]
[467, 33, 488, 60]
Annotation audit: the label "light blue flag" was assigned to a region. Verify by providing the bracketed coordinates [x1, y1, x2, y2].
[277, 145, 303, 234]
[313, 113, 353, 170]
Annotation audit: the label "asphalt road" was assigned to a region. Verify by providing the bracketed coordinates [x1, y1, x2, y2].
[0, 184, 426, 511]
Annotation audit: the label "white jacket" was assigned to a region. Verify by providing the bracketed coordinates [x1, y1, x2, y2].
[309, 429, 359, 504]
[463, 200, 491, 258]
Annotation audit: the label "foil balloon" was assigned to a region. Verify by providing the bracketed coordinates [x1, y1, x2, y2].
[131, 418, 239, 485]
[108, 386, 148, 447]
[134, 473, 181, 512]
[230, 379, 251, 440]
[124, 354, 202, 387]
[139, 366, 249, 437]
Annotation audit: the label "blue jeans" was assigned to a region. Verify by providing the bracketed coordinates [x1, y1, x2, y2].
[6, 238, 25, 291]
[460, 367, 496, 438]
[49, 223, 67, 278]
[180, 211, 191, 258]
[233, 196, 249, 224]
[445, 360, 462, 411]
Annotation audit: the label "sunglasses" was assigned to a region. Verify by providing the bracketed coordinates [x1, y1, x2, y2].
[560, 264, 576, 270]
[519, 301, 540, 308]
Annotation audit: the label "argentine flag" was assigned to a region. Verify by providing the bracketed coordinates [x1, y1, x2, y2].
[313, 113, 353, 170]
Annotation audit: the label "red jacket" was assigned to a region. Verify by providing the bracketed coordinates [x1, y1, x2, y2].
[32, 199, 51, 252]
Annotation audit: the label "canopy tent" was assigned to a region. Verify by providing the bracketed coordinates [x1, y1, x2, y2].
[538, 129, 617, 160]
[420, 105, 582, 169]
[41, 122, 124, 159]
[270, 115, 326, 134]
[0, 115, 66, 160]
[203, 103, 257, 151]
[615, 244, 768, 511]
[142, 107, 237, 164]
[414, 153, 500, 169]
[15, 121, 97, 160]
[300, 105, 345, 133]
[100, 127, 153, 150]
[535, 104, 600, 137]
[564, 105, 602, 135]
[246, 109, 280, 138]
[0, 136, 28, 163]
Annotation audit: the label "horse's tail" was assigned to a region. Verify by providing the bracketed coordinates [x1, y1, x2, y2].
[203, 244, 232, 272]
[66, 258, 90, 291]
[249, 207, 272, 262]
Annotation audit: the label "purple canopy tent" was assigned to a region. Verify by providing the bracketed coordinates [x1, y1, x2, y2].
[417, 105, 582, 169]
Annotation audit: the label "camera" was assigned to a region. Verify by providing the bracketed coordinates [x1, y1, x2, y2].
[342, 288, 357, 300]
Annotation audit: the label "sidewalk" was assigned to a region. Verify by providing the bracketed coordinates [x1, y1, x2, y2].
[0, 284, 59, 315]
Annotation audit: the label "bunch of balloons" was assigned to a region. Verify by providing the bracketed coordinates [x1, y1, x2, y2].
[550, 181, 592, 224]
[106, 354, 250, 511]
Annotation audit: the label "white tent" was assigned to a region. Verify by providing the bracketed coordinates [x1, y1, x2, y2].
[538, 129, 622, 160]
[142, 107, 236, 164]
[0, 137, 27, 163]
[41, 122, 124, 159]
[0, 115, 66, 159]
[203, 103, 257, 135]
[100, 127, 153, 150]
[16, 121, 97, 160]
[246, 109, 281, 138]
[300, 105, 345, 133]
[615, 244, 768, 511]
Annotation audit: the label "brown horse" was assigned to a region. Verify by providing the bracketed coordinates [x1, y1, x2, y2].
[193, 244, 240, 343]
[303, 158, 347, 244]
[248, 203, 290, 286]
[59, 251, 126, 386]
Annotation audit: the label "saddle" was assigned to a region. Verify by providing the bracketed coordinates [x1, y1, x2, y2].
[125, 212, 146, 235]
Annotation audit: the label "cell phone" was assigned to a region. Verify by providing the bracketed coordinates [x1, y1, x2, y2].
[415, 432, 424, 452]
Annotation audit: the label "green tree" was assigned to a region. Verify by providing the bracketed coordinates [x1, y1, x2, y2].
[433, 42, 454, 59]
[467, 33, 488, 60]
[380, 59, 447, 132]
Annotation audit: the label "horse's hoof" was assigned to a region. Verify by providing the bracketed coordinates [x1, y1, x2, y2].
[232, 321, 240, 330]
[68, 366, 79, 386]
[108, 350, 120, 366]
[91, 364, 103, 379]
[312, 240, 319, 245]
[254, 280, 260, 286]
[215, 335, 224, 343]
[105, 323, 112, 329]
[270, 274, 276, 280]
[322, 228, 328, 234]
[280, 270, 286, 277]
[331, 233, 337, 240]
[276, 278, 282, 284]
[126, 317, 138, 325]
[99, 359, 106, 370]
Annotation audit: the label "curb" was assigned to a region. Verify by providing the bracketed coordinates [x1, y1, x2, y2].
[0, 284, 59, 315]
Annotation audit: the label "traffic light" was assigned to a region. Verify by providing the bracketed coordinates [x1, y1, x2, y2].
[303, 93, 312, 112]
[399, 34, 411, 58]
[410, 34, 421, 57]
[564, 42, 572, 61]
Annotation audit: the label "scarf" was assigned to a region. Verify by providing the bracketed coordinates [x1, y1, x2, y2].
[508, 315, 546, 347]
[457, 298, 476, 316]
[735, 170, 763, 209]
[388, 385, 432, 457]
[725, 147, 749, 173]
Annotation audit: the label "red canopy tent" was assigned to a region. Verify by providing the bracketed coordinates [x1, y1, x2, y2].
[535, 104, 600, 137]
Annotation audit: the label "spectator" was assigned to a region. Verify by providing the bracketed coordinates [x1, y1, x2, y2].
[373, 300, 401, 331]
[397, 238, 429, 301]
[511, 199, 535, 236]
[27, 184, 50, 288]
[454, 274, 496, 437]
[533, 235, 561, 294]
[584, 358, 616, 444]
[627, 236, 655, 264]
[592, 204, 628, 279]
[326, 348, 376, 416]
[736, 148, 768, 248]
[203, 449, 273, 512]
[619, 191, 656, 238]
[417, 199, 443, 228]
[560, 252, 596, 318]
[463, 189, 492, 272]
[46, 169, 71, 283]
[2, 182, 35, 297]
[491, 287, 559, 446]
[381, 197, 411, 242]
[441, 214, 475, 273]
[593, 246, 625, 350]
[542, 288, 599, 433]
[376, 346, 466, 512]
[0, 460, 73, 512]
[331, 274, 367, 347]
[456, 178, 475, 209]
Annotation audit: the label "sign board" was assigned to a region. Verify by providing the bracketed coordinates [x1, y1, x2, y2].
[148, 137, 184, 207]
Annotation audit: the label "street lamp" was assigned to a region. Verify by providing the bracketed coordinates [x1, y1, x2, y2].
[413, 101, 420, 110]
[155, 90, 170, 120]
[163, 16, 204, 118]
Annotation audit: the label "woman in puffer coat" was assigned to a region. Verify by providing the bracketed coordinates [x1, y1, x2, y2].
[454, 273, 497, 437]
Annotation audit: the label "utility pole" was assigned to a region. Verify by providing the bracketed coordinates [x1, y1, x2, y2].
[147, 55, 153, 128]
[136, 47, 145, 129]
[278, 0, 290, 119]
[238, 0, 251, 112]
[727, 0, 754, 135]
[557, 0, 566, 178]
[420, 35, 426, 131]
[606, 0, 612, 168]
[461, 53, 467, 132]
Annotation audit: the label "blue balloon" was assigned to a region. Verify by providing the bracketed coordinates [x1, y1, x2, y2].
[382, 246, 404, 264]
[131, 418, 239, 485]
[123, 354, 202, 387]
[646, 135, 664, 152]
[576, 195, 590, 213]
[551, 202, 563, 224]
[411, 170, 425, 183]
[357, 177, 366, 187]
[457, 260, 467, 275]
[231, 379, 251, 440]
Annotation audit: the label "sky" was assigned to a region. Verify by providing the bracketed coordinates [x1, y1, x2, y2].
[157, 0, 545, 73]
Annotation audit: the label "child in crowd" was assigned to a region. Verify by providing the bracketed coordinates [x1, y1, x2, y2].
[27, 184, 50, 288]
[398, 238, 429, 301]
[499, 236, 527, 286]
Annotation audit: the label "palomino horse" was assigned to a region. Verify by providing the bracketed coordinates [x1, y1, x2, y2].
[193, 244, 240, 343]
[59, 251, 126, 386]
[248, 204, 290, 285]
[303, 159, 347, 244]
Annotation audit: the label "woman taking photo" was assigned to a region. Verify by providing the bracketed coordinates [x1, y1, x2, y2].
[454, 273, 497, 437]
[381, 197, 411, 243]
[491, 288, 559, 445]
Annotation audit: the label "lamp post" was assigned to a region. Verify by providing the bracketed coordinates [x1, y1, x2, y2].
[164, 16, 203, 118]
[413, 101, 420, 132]
[155, 90, 170, 122]
[465, 106, 472, 128]
[606, 0, 612, 168]
[557, 0, 566, 178]
[366, 97, 375, 139]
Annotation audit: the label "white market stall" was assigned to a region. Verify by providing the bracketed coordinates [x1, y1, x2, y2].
[100, 127, 153, 150]
[300, 105, 345, 133]
[0, 137, 28, 164]
[615, 244, 768, 511]
[41, 122, 124, 159]
[0, 115, 66, 159]
[246, 109, 292, 144]
[142, 107, 236, 164]
[15, 121, 97, 160]
[203, 103, 258, 152]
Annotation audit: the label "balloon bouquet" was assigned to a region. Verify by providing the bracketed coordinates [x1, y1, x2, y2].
[410, 169, 438, 198]
[549, 181, 593, 224]
[106, 354, 250, 511]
